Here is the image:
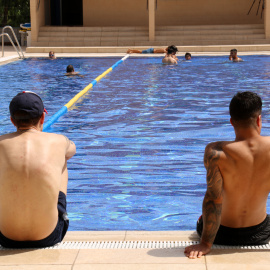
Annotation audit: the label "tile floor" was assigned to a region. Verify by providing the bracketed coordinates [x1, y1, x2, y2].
[0, 231, 269, 269]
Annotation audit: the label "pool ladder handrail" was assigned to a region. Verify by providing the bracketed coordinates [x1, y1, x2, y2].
[1, 26, 25, 59]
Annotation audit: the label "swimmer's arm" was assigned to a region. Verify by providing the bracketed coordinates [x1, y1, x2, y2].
[63, 135, 76, 160]
[185, 142, 223, 259]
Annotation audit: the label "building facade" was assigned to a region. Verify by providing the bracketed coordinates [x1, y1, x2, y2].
[30, 0, 270, 47]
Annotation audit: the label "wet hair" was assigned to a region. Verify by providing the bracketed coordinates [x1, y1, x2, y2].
[66, 65, 74, 73]
[167, 47, 175, 55]
[185, 52, 191, 58]
[229, 91, 262, 127]
[168, 45, 178, 53]
[12, 111, 42, 128]
[230, 49, 237, 53]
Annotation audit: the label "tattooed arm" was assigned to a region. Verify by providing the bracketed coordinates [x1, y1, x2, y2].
[184, 142, 224, 259]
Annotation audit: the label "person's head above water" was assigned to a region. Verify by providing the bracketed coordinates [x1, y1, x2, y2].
[9, 91, 47, 129]
[185, 52, 191, 60]
[66, 65, 74, 73]
[167, 47, 176, 55]
[49, 51, 56, 59]
[230, 49, 238, 58]
[229, 91, 262, 128]
[168, 45, 178, 53]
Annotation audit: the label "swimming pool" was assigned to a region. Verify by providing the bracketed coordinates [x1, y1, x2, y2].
[1, 56, 270, 231]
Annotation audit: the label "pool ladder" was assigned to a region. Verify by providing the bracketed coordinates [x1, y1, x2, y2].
[1, 26, 25, 59]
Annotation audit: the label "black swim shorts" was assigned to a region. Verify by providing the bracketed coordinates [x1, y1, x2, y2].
[0, 191, 69, 248]
[196, 215, 270, 246]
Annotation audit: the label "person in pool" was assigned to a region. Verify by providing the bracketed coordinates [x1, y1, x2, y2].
[185, 52, 192, 60]
[185, 91, 270, 259]
[49, 51, 56, 59]
[0, 91, 76, 248]
[229, 49, 242, 62]
[65, 65, 83, 77]
[162, 46, 178, 64]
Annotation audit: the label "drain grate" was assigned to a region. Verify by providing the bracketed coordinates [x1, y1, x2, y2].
[1, 241, 269, 250]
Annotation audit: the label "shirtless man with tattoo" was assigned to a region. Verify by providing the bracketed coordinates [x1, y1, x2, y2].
[0, 91, 76, 248]
[185, 91, 270, 258]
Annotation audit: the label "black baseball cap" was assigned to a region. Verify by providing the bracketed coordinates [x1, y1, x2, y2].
[9, 91, 47, 120]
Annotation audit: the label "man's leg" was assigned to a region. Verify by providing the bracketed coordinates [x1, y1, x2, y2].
[127, 49, 142, 54]
[153, 48, 166, 53]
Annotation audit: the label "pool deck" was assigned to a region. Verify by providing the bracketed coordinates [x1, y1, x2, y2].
[1, 46, 270, 269]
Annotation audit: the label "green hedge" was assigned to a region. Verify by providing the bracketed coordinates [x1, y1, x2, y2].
[0, 0, 30, 27]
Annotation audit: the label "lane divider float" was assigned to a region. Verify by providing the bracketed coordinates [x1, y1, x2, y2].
[43, 54, 130, 131]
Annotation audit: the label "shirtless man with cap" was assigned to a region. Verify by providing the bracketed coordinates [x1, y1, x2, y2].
[185, 91, 270, 258]
[0, 91, 76, 248]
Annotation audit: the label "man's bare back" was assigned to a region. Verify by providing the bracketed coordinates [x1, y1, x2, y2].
[208, 136, 270, 229]
[0, 130, 74, 240]
[185, 91, 270, 258]
[162, 55, 177, 65]
[0, 91, 76, 248]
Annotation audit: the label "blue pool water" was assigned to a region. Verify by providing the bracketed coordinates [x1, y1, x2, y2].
[1, 56, 270, 231]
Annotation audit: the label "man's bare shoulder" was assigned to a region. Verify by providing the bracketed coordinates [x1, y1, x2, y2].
[204, 141, 232, 167]
[0, 131, 66, 143]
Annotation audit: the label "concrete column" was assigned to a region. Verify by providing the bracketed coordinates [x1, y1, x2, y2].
[148, 0, 155, 41]
[30, 0, 38, 42]
[30, 0, 46, 44]
[265, 0, 270, 38]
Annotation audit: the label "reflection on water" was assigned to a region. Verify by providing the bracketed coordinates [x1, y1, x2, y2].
[1, 56, 270, 230]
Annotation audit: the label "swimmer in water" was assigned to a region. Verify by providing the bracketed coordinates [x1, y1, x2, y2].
[229, 49, 243, 62]
[65, 65, 83, 77]
[49, 51, 56, 59]
[185, 52, 192, 60]
[162, 46, 177, 65]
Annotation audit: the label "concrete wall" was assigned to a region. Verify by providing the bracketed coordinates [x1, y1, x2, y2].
[83, 0, 149, 26]
[30, 0, 46, 43]
[82, 0, 263, 27]
[156, 0, 263, 26]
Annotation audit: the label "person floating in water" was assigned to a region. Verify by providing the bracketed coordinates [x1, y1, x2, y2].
[65, 65, 83, 77]
[0, 91, 76, 248]
[229, 49, 242, 62]
[162, 46, 178, 64]
[49, 51, 56, 59]
[185, 91, 270, 259]
[185, 52, 192, 60]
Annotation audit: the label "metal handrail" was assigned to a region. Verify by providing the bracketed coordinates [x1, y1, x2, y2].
[1, 25, 25, 59]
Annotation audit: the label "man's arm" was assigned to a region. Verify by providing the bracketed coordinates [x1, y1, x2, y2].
[64, 135, 76, 160]
[184, 142, 224, 259]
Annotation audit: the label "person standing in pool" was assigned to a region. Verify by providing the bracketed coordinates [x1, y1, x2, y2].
[185, 91, 270, 258]
[162, 46, 178, 64]
[229, 49, 242, 62]
[0, 91, 76, 248]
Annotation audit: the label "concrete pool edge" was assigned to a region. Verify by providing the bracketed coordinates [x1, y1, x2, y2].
[64, 230, 199, 242]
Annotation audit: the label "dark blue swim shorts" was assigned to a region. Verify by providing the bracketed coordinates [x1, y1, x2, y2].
[142, 48, 154, 54]
[0, 191, 69, 248]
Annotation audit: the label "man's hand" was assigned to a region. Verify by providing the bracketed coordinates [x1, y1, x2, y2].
[184, 243, 211, 259]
